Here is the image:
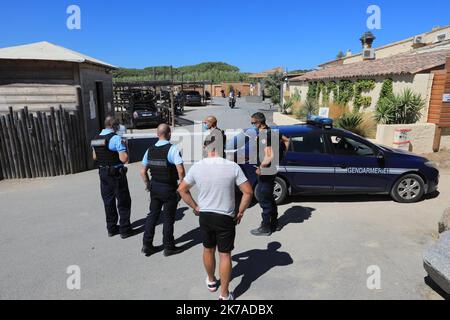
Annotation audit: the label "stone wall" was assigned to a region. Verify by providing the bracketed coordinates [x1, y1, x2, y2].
[375, 123, 437, 154]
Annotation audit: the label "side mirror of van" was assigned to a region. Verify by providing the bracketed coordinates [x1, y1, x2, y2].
[376, 151, 385, 161]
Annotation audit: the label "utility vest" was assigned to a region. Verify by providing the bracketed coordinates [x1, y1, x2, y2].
[147, 144, 178, 186]
[91, 132, 122, 167]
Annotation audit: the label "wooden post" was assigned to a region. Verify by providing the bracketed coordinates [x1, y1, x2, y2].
[33, 114, 47, 177]
[61, 107, 74, 174]
[0, 116, 13, 179]
[37, 112, 50, 177]
[40, 112, 56, 177]
[56, 107, 68, 174]
[46, 113, 60, 176]
[16, 114, 30, 178]
[0, 117, 8, 180]
[5, 111, 20, 178]
[170, 90, 175, 128]
[70, 113, 80, 173]
[22, 107, 38, 178]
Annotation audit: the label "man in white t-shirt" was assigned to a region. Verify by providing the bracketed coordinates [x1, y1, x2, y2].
[178, 137, 253, 300]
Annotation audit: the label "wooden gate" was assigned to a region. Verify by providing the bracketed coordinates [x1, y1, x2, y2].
[428, 58, 450, 150]
[427, 70, 446, 125]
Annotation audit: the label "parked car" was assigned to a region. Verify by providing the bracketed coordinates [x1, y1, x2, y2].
[130, 105, 165, 128]
[183, 91, 202, 106]
[226, 117, 440, 204]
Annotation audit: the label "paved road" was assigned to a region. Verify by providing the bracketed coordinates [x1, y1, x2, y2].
[0, 99, 447, 300]
[181, 97, 277, 130]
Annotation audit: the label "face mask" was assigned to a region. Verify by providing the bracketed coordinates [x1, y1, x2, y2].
[202, 123, 209, 131]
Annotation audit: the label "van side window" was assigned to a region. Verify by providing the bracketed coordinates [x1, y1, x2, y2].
[290, 134, 324, 154]
[329, 135, 375, 157]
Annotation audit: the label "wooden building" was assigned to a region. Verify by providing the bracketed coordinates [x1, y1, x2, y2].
[0, 41, 117, 178]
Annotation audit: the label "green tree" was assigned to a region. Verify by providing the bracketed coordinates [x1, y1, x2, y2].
[264, 73, 284, 106]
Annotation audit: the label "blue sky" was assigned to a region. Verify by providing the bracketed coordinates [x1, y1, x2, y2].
[0, 0, 449, 72]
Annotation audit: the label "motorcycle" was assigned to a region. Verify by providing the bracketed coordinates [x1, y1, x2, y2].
[229, 96, 236, 108]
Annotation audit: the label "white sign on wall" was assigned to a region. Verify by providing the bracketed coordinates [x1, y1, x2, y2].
[443, 94, 450, 103]
[89, 90, 96, 120]
[319, 107, 330, 118]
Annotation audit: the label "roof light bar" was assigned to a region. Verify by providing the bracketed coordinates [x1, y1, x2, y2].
[307, 115, 333, 129]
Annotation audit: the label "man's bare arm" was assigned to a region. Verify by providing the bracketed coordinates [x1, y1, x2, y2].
[260, 146, 274, 168]
[177, 181, 200, 214]
[176, 164, 186, 182]
[140, 166, 150, 185]
[236, 181, 253, 224]
[92, 150, 97, 161]
[282, 135, 290, 151]
[119, 151, 129, 164]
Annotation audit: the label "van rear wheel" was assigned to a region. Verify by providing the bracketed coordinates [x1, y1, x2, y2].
[391, 174, 425, 203]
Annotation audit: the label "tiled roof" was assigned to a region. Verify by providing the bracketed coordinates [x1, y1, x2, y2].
[292, 48, 450, 81]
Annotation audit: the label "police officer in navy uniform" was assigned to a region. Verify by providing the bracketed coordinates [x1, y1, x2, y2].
[140, 124, 185, 257]
[92, 116, 134, 239]
[249, 112, 288, 236]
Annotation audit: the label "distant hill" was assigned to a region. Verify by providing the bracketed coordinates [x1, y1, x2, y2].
[288, 69, 312, 75]
[113, 62, 249, 84]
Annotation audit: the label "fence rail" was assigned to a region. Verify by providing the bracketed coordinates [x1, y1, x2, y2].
[0, 106, 87, 181]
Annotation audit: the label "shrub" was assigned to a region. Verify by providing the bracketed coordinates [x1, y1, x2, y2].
[359, 112, 377, 139]
[264, 73, 284, 106]
[375, 88, 425, 124]
[337, 112, 363, 133]
[327, 102, 349, 120]
[336, 112, 376, 138]
[295, 99, 318, 120]
[281, 98, 294, 114]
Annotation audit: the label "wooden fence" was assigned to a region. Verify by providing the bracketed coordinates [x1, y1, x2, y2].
[0, 106, 88, 180]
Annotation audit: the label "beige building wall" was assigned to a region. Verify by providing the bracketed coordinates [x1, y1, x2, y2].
[288, 73, 434, 123]
[375, 123, 437, 154]
[342, 26, 450, 65]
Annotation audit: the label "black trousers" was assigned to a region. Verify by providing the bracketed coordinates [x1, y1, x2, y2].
[143, 181, 179, 248]
[99, 167, 132, 234]
[258, 175, 278, 228]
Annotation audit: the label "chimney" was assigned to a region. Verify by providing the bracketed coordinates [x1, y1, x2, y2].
[360, 32, 376, 60]
[360, 31, 376, 49]
[346, 49, 352, 57]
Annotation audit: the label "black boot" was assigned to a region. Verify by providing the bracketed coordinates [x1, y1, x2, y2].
[163, 245, 183, 257]
[108, 226, 120, 237]
[271, 219, 282, 233]
[250, 225, 272, 236]
[141, 244, 158, 257]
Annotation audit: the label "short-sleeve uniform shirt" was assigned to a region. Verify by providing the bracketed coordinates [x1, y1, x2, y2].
[142, 140, 183, 166]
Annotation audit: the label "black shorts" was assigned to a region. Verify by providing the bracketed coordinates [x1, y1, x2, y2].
[199, 212, 236, 253]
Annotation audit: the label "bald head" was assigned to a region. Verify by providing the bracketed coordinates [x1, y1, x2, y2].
[157, 123, 171, 140]
[104, 116, 119, 131]
[204, 116, 217, 129]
